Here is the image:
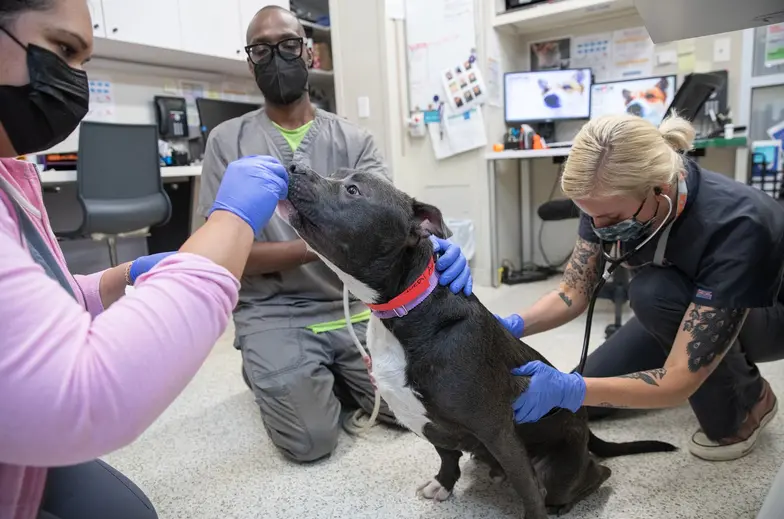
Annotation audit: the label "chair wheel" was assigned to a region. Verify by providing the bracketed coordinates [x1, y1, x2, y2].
[605, 324, 621, 338]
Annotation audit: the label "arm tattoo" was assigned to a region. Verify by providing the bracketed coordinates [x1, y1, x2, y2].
[596, 402, 629, 408]
[682, 305, 747, 373]
[558, 238, 601, 307]
[619, 368, 668, 386]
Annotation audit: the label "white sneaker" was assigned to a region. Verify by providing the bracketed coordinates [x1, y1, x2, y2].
[688, 379, 778, 462]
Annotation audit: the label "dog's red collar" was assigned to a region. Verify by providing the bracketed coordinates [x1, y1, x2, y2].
[367, 257, 437, 318]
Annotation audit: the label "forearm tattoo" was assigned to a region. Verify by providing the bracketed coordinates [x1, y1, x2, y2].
[682, 305, 747, 373]
[596, 402, 629, 408]
[558, 238, 601, 307]
[619, 367, 668, 386]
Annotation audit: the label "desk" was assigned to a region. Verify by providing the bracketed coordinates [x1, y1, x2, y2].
[485, 138, 748, 288]
[39, 164, 202, 185]
[40, 164, 204, 237]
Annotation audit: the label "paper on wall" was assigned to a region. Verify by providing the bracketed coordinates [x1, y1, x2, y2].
[221, 82, 248, 102]
[570, 32, 612, 81]
[179, 80, 208, 126]
[677, 53, 696, 74]
[611, 27, 654, 79]
[764, 23, 784, 67]
[163, 79, 181, 95]
[84, 78, 116, 122]
[441, 59, 487, 113]
[486, 57, 502, 107]
[713, 37, 731, 63]
[404, 0, 476, 113]
[428, 105, 486, 160]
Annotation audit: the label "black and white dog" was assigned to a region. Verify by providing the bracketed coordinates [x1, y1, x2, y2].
[276, 164, 676, 518]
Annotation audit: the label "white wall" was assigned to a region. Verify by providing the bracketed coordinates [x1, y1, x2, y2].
[41, 59, 263, 156]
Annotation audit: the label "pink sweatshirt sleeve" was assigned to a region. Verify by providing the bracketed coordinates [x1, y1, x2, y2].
[72, 271, 106, 317]
[0, 203, 240, 467]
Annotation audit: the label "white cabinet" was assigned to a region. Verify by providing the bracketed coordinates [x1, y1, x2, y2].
[101, 0, 182, 50]
[179, 0, 244, 60]
[87, 0, 106, 38]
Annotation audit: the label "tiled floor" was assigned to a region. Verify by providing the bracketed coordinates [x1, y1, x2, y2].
[106, 279, 783, 518]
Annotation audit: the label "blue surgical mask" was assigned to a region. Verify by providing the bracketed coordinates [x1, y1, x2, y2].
[592, 197, 659, 242]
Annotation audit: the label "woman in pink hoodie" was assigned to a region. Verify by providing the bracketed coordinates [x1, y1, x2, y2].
[0, 0, 291, 517]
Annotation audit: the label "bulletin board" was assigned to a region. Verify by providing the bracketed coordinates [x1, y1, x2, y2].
[404, 0, 477, 113]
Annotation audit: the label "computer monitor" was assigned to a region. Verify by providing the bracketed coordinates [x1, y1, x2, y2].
[590, 75, 677, 126]
[664, 72, 726, 122]
[196, 98, 262, 139]
[504, 68, 592, 123]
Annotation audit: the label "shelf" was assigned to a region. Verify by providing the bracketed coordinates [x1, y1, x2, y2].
[494, 0, 637, 35]
[92, 37, 334, 84]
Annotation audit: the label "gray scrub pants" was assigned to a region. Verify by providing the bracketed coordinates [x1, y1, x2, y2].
[582, 266, 784, 440]
[239, 321, 396, 462]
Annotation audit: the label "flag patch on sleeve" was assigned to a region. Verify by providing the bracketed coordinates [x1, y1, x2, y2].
[695, 289, 713, 301]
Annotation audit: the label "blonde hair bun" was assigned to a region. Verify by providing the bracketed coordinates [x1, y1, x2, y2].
[658, 112, 696, 153]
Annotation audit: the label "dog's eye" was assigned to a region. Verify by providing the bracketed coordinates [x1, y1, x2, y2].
[346, 185, 361, 196]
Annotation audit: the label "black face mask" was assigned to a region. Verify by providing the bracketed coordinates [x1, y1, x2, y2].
[0, 28, 89, 156]
[253, 54, 309, 106]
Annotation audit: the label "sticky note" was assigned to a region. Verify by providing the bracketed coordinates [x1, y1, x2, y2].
[678, 53, 696, 73]
[695, 60, 712, 73]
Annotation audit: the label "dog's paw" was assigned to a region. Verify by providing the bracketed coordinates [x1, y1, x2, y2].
[416, 479, 452, 502]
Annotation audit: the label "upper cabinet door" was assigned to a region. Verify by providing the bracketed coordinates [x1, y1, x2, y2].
[88, 0, 106, 38]
[101, 0, 183, 50]
[179, 0, 244, 60]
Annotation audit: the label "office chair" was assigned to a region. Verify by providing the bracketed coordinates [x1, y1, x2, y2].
[64, 122, 171, 267]
[537, 198, 628, 339]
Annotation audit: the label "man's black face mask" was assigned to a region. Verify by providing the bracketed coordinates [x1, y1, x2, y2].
[253, 52, 309, 106]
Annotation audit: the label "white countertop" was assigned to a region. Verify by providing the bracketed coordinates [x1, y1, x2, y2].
[39, 164, 202, 185]
[485, 148, 571, 160]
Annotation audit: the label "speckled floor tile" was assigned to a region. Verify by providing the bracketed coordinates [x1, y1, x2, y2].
[105, 279, 784, 519]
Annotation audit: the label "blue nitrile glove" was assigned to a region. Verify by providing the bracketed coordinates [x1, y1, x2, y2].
[209, 155, 289, 235]
[128, 252, 176, 284]
[430, 235, 473, 296]
[511, 360, 586, 423]
[495, 313, 524, 338]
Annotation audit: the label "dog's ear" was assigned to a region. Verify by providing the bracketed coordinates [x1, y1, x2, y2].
[412, 200, 452, 239]
[657, 77, 669, 90]
[622, 89, 633, 103]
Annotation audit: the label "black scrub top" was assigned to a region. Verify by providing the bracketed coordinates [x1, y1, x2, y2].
[577, 159, 784, 309]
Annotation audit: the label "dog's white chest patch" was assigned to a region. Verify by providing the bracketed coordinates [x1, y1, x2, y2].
[367, 317, 430, 437]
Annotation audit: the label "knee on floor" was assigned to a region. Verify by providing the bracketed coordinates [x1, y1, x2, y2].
[274, 423, 340, 463]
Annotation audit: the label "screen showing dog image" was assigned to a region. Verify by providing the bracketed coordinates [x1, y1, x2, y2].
[505, 68, 592, 122]
[590, 75, 677, 126]
[473, 86, 481, 96]
[454, 96, 464, 108]
[530, 38, 571, 71]
[469, 72, 477, 83]
[449, 82, 459, 93]
[459, 78, 468, 89]
[464, 60, 472, 71]
[446, 71, 453, 81]
[464, 91, 474, 102]
[455, 66, 462, 74]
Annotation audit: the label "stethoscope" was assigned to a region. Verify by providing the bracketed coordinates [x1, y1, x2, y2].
[574, 188, 674, 375]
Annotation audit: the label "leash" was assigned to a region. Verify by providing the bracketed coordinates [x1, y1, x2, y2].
[341, 256, 439, 435]
[342, 285, 382, 435]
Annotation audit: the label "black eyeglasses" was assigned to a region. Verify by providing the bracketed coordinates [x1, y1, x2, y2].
[245, 37, 304, 65]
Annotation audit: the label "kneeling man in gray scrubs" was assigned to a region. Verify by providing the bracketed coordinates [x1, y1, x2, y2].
[198, 6, 471, 462]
